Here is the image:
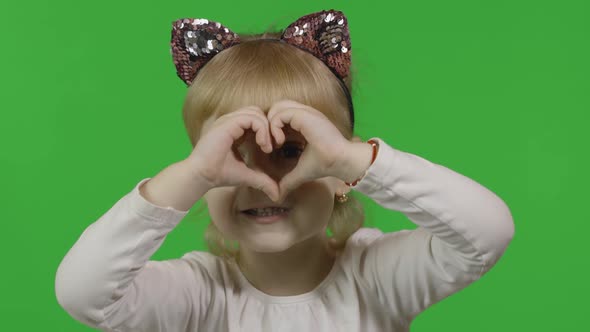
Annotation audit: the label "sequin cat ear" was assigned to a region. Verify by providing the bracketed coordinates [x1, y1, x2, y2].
[169, 10, 351, 86]
[281, 9, 351, 81]
[170, 18, 241, 86]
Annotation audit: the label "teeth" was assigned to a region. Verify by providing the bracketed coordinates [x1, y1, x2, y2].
[247, 207, 288, 216]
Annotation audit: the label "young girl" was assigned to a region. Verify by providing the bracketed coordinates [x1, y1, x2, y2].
[55, 9, 515, 332]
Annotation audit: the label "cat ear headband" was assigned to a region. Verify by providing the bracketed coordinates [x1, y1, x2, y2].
[169, 9, 354, 129]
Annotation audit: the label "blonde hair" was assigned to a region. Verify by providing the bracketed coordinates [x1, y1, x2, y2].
[182, 30, 365, 261]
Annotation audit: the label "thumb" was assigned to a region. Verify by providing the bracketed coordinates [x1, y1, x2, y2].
[245, 172, 280, 202]
[277, 167, 305, 203]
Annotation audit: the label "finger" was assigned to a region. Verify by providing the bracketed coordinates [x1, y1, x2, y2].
[267, 110, 290, 145]
[250, 115, 273, 153]
[252, 119, 272, 154]
[277, 164, 306, 203]
[238, 107, 273, 152]
[243, 170, 279, 202]
[270, 111, 304, 149]
[230, 113, 272, 153]
[268, 106, 310, 141]
[270, 122, 285, 147]
[238, 106, 274, 153]
[267, 101, 308, 148]
[235, 108, 271, 150]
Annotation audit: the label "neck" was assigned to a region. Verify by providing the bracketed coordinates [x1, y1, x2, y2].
[235, 234, 339, 296]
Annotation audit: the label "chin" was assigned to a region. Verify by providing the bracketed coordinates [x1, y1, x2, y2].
[241, 233, 296, 253]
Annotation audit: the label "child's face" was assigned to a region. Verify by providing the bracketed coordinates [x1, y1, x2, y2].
[201, 116, 344, 253]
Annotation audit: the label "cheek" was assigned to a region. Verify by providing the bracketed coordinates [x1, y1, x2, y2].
[204, 189, 240, 238]
[293, 181, 334, 227]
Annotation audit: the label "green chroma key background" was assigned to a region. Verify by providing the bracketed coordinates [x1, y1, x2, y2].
[0, 0, 587, 331]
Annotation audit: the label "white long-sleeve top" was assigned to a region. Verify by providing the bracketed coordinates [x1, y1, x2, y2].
[55, 137, 515, 331]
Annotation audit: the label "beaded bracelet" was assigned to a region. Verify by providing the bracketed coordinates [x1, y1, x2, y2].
[345, 139, 379, 187]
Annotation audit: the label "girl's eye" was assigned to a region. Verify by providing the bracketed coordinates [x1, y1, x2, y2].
[277, 143, 303, 159]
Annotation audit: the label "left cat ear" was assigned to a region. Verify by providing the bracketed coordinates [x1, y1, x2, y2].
[170, 18, 241, 86]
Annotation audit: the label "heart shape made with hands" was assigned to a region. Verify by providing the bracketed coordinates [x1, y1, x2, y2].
[233, 121, 304, 203]
[233, 100, 356, 203]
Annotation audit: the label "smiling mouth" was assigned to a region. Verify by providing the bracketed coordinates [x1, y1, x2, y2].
[240, 208, 291, 224]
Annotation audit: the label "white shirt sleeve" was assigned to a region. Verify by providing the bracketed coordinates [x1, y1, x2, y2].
[54, 178, 206, 331]
[348, 137, 515, 325]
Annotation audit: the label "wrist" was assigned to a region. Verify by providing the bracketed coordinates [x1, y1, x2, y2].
[341, 140, 377, 185]
[180, 158, 215, 192]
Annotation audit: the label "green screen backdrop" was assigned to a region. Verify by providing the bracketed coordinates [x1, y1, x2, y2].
[1, 0, 587, 331]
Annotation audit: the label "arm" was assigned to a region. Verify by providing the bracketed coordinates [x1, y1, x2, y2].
[348, 138, 515, 324]
[55, 161, 212, 331]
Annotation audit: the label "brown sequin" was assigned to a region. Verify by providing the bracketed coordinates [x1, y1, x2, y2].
[281, 10, 351, 80]
[169, 9, 351, 87]
[170, 18, 240, 86]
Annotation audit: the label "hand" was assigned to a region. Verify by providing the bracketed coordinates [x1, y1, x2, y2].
[267, 100, 353, 202]
[185, 106, 280, 201]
